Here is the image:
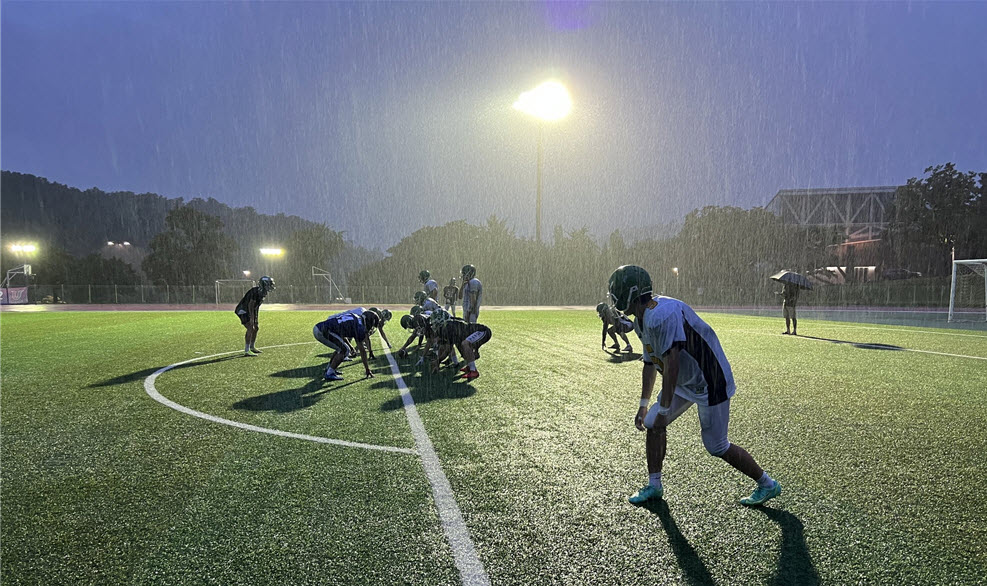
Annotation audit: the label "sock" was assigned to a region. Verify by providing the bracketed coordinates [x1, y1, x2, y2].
[757, 472, 775, 488]
[245, 344, 251, 353]
[468, 361, 477, 372]
[649, 472, 662, 488]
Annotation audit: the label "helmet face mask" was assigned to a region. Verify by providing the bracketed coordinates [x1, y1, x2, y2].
[400, 315, 414, 330]
[381, 309, 392, 322]
[410, 305, 422, 317]
[608, 265, 652, 312]
[461, 264, 476, 281]
[419, 270, 430, 283]
[414, 291, 427, 304]
[259, 276, 276, 292]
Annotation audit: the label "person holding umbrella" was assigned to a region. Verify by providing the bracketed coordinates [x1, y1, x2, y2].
[770, 270, 812, 336]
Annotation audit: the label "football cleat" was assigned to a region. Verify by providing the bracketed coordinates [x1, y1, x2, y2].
[740, 481, 782, 506]
[622, 345, 633, 353]
[609, 344, 620, 350]
[628, 484, 663, 504]
[249, 347, 262, 354]
[462, 370, 480, 380]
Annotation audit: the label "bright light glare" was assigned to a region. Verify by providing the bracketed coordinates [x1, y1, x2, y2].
[107, 241, 115, 246]
[513, 81, 573, 122]
[123, 241, 131, 246]
[259, 248, 284, 256]
[9, 243, 38, 253]
[672, 267, 680, 275]
[243, 270, 251, 277]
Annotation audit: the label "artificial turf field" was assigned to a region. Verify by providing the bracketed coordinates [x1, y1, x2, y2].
[1, 309, 985, 585]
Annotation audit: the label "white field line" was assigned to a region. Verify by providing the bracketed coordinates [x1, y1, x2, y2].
[804, 322, 987, 339]
[383, 347, 491, 586]
[144, 342, 418, 455]
[727, 330, 987, 362]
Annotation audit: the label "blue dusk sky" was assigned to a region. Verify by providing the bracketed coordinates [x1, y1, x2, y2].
[3, 1, 986, 248]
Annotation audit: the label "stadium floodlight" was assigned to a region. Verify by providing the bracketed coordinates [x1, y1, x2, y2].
[513, 80, 573, 243]
[9, 243, 38, 253]
[260, 248, 284, 257]
[243, 270, 251, 277]
[513, 80, 572, 122]
[672, 267, 680, 276]
[123, 241, 131, 246]
[107, 241, 115, 246]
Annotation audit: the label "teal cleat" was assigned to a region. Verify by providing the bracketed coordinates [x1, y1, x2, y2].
[740, 480, 782, 506]
[628, 484, 663, 505]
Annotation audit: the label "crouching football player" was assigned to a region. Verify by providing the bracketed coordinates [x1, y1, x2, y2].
[608, 265, 781, 507]
[313, 310, 374, 381]
[428, 309, 490, 380]
[597, 302, 633, 353]
[395, 312, 431, 359]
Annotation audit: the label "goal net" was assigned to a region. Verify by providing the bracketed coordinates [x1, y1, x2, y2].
[948, 259, 987, 322]
[215, 279, 256, 305]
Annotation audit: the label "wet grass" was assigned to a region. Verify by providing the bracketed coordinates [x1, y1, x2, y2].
[1, 310, 985, 584]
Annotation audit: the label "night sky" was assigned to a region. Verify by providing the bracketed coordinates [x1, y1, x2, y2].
[3, 1, 985, 248]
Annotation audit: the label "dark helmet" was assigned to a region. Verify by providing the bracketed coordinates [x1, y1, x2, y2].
[607, 265, 652, 312]
[419, 270, 430, 283]
[259, 276, 276, 291]
[596, 302, 609, 316]
[414, 291, 427, 304]
[461, 264, 476, 281]
[400, 315, 414, 330]
[381, 309, 392, 322]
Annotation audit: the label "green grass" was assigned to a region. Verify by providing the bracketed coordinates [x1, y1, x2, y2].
[2, 310, 985, 585]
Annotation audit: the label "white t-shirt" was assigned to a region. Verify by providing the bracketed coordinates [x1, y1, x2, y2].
[422, 298, 441, 312]
[462, 278, 483, 314]
[424, 279, 439, 297]
[634, 296, 734, 406]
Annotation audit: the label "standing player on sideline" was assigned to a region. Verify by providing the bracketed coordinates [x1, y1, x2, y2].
[608, 265, 782, 506]
[420, 270, 440, 300]
[428, 309, 490, 380]
[597, 302, 634, 353]
[460, 264, 483, 324]
[234, 276, 275, 356]
[443, 278, 459, 317]
[313, 310, 374, 381]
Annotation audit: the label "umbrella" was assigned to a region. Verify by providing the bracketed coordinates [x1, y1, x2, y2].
[770, 270, 813, 290]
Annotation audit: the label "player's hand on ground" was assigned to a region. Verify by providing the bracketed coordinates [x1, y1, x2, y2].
[634, 406, 647, 431]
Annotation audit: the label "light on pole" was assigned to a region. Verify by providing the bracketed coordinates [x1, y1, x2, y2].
[514, 80, 572, 243]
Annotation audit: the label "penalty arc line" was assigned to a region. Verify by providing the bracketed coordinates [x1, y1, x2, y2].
[144, 342, 418, 455]
[382, 347, 491, 586]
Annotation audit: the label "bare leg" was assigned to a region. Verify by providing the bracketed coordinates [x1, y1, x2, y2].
[791, 313, 797, 336]
[720, 444, 764, 481]
[784, 316, 791, 334]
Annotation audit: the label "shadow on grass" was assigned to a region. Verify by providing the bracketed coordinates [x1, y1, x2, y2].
[606, 351, 642, 363]
[88, 355, 241, 388]
[756, 508, 819, 586]
[640, 499, 716, 586]
[798, 335, 903, 352]
[232, 379, 331, 412]
[377, 359, 476, 412]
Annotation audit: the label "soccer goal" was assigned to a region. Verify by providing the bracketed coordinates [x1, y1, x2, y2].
[215, 279, 256, 305]
[947, 259, 987, 322]
[312, 267, 349, 303]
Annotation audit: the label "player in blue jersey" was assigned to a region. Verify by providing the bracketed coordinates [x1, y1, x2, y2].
[608, 265, 781, 507]
[234, 276, 275, 356]
[313, 310, 374, 381]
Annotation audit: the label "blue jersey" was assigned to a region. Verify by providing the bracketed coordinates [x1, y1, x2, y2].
[317, 311, 367, 341]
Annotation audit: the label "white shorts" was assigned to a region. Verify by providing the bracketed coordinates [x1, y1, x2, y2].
[643, 391, 731, 457]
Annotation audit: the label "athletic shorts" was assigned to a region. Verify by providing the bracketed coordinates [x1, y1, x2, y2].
[236, 309, 252, 326]
[313, 325, 351, 355]
[614, 318, 634, 335]
[783, 305, 797, 319]
[643, 391, 731, 457]
[464, 326, 492, 348]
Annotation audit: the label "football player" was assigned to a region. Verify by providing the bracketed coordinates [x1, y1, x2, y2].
[419, 270, 440, 300]
[395, 311, 432, 358]
[608, 265, 781, 507]
[443, 277, 459, 317]
[415, 290, 441, 312]
[597, 302, 633, 353]
[459, 264, 483, 324]
[313, 310, 374, 381]
[428, 309, 490, 380]
[234, 275, 275, 356]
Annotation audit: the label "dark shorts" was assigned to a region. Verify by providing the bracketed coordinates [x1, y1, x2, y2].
[314, 325, 351, 355]
[464, 326, 492, 349]
[236, 309, 253, 326]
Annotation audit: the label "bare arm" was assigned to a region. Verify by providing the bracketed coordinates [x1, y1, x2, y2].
[658, 346, 680, 410]
[635, 361, 658, 431]
[377, 326, 392, 349]
[359, 335, 373, 377]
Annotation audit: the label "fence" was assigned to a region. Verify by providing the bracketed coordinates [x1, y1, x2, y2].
[19, 277, 975, 310]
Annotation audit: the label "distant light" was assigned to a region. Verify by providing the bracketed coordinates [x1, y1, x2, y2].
[9, 243, 38, 253]
[260, 248, 284, 257]
[243, 270, 251, 277]
[672, 267, 679, 276]
[123, 241, 131, 246]
[107, 241, 115, 246]
[513, 80, 572, 122]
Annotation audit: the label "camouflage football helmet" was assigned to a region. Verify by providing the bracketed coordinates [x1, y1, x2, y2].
[461, 264, 476, 281]
[429, 308, 451, 329]
[608, 265, 652, 312]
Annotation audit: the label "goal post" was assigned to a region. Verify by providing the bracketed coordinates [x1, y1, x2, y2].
[948, 259, 987, 322]
[312, 266, 349, 303]
[215, 279, 256, 305]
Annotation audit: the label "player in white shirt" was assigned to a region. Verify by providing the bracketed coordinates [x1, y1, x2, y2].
[415, 290, 441, 313]
[419, 270, 439, 300]
[608, 265, 781, 507]
[459, 264, 483, 324]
